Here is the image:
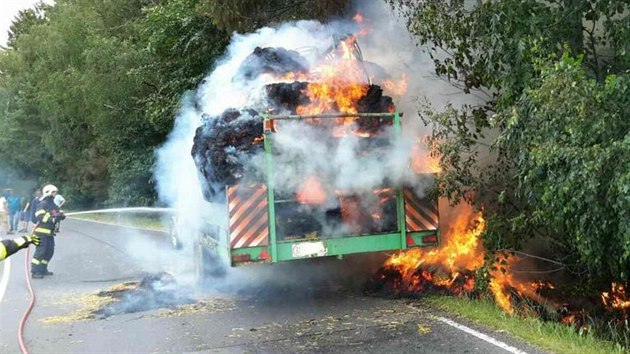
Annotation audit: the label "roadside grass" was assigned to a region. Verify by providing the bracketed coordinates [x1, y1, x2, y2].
[426, 296, 628, 354]
[69, 212, 168, 232]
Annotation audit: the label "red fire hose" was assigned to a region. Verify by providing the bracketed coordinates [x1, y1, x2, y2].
[18, 237, 37, 354]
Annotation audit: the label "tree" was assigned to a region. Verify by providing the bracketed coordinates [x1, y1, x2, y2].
[0, 0, 230, 206]
[198, 0, 351, 32]
[496, 54, 630, 283]
[391, 0, 630, 284]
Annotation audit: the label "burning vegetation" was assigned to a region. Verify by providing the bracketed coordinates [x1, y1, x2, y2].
[367, 201, 630, 339]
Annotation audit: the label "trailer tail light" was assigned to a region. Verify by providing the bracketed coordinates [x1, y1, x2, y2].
[258, 249, 270, 260]
[422, 234, 438, 244]
[232, 254, 251, 262]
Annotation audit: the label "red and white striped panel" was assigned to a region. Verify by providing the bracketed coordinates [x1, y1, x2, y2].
[403, 187, 439, 231]
[227, 184, 269, 249]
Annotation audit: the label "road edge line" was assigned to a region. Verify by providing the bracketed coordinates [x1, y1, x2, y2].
[0, 255, 12, 303]
[436, 316, 529, 354]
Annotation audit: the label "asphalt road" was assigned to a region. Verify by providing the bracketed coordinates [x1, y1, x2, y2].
[0, 219, 546, 354]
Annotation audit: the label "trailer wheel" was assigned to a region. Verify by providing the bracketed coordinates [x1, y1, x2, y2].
[194, 237, 226, 287]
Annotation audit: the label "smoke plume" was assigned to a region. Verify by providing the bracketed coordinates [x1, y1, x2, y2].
[153, 1, 460, 290]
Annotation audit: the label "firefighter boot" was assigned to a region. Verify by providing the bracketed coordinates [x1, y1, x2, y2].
[31, 260, 44, 279]
[42, 261, 53, 276]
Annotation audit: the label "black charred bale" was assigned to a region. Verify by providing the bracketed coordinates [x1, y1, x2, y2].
[191, 109, 264, 201]
[236, 47, 309, 81]
[356, 85, 394, 133]
[265, 81, 310, 112]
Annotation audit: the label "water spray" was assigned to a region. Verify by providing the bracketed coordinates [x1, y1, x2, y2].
[65, 207, 174, 217]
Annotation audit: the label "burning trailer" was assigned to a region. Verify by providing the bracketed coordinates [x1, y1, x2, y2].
[189, 112, 439, 279]
[175, 31, 440, 280]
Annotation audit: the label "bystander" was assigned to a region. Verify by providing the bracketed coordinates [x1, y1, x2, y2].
[22, 189, 41, 233]
[0, 190, 7, 234]
[7, 189, 21, 234]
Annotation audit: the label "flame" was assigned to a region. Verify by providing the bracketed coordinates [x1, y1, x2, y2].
[383, 207, 485, 294]
[411, 143, 441, 173]
[296, 176, 327, 204]
[383, 74, 408, 96]
[488, 255, 552, 314]
[296, 61, 368, 116]
[353, 13, 364, 23]
[601, 283, 630, 311]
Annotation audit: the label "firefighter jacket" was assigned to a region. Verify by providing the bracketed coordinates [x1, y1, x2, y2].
[33, 197, 64, 236]
[0, 236, 30, 261]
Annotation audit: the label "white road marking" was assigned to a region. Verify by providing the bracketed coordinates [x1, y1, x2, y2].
[436, 316, 529, 354]
[0, 256, 12, 303]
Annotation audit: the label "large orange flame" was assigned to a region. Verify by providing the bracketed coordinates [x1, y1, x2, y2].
[295, 61, 368, 116]
[383, 207, 485, 294]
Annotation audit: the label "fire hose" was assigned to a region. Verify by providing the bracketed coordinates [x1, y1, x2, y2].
[18, 245, 35, 354]
[16, 221, 41, 354]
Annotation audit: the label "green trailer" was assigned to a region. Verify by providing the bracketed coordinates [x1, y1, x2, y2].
[194, 112, 440, 278]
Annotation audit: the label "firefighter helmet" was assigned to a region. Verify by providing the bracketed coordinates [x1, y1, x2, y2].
[41, 184, 59, 200]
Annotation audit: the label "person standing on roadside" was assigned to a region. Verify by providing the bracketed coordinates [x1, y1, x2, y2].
[0, 191, 8, 234]
[31, 184, 65, 279]
[20, 189, 41, 233]
[7, 189, 21, 234]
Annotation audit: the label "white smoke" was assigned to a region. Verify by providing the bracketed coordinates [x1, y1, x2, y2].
[153, 1, 463, 288]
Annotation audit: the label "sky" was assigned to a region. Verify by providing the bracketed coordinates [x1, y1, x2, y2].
[0, 0, 52, 46]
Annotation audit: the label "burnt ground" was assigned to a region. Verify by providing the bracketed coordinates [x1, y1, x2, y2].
[0, 219, 546, 353]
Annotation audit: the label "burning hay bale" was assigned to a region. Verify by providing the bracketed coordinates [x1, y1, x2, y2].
[356, 85, 394, 133]
[191, 43, 398, 202]
[236, 46, 309, 81]
[265, 81, 309, 112]
[365, 267, 477, 298]
[192, 109, 264, 200]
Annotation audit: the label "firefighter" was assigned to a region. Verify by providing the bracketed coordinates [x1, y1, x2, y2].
[31, 184, 65, 279]
[0, 234, 40, 261]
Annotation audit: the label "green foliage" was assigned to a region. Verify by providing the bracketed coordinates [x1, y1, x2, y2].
[139, 0, 229, 132]
[0, 0, 228, 207]
[497, 58, 630, 282]
[199, 0, 351, 32]
[394, 0, 630, 285]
